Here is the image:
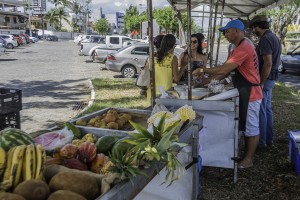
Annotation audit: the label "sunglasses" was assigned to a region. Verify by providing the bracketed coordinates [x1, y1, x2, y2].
[191, 40, 198, 44]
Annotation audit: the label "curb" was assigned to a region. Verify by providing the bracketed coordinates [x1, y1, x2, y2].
[88, 79, 95, 107]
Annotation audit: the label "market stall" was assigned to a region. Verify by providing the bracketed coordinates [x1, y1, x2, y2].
[69, 107, 203, 200]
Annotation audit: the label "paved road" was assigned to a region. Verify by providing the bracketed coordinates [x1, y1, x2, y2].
[0, 40, 117, 133]
[0, 41, 298, 133]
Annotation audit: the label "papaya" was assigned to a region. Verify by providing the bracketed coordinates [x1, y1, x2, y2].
[95, 135, 120, 155]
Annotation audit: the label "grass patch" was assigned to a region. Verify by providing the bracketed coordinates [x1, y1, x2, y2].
[273, 82, 300, 139]
[80, 78, 147, 116]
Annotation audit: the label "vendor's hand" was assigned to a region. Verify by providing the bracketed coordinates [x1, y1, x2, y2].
[192, 67, 204, 76]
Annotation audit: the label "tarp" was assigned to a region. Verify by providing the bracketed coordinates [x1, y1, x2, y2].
[167, 0, 293, 18]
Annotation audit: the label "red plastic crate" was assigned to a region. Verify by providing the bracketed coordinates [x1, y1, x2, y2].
[0, 111, 21, 131]
[0, 88, 22, 115]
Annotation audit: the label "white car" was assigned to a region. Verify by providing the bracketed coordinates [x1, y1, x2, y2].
[0, 34, 18, 49]
[0, 44, 5, 56]
[29, 36, 38, 43]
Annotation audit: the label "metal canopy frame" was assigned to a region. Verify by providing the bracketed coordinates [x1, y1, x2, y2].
[167, 0, 292, 18]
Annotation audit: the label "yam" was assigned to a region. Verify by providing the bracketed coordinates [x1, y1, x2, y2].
[49, 171, 99, 200]
[0, 193, 26, 200]
[13, 180, 50, 200]
[43, 164, 70, 183]
[47, 190, 87, 200]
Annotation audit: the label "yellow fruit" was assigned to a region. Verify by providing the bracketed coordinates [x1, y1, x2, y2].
[147, 111, 174, 125]
[175, 105, 196, 121]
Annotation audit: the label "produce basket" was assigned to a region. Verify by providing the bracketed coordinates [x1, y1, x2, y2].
[69, 108, 151, 137]
[0, 111, 21, 131]
[0, 88, 22, 115]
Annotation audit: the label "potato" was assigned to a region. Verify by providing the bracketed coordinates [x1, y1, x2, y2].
[47, 190, 87, 200]
[14, 180, 50, 200]
[49, 171, 99, 200]
[0, 193, 26, 200]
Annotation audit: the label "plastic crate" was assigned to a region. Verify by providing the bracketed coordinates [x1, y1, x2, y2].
[0, 88, 22, 115]
[288, 130, 300, 175]
[0, 111, 21, 131]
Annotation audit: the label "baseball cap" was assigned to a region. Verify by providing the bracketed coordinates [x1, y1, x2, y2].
[219, 19, 245, 32]
[249, 15, 268, 28]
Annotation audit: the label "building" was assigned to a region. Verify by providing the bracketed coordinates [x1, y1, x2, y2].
[116, 12, 124, 34]
[0, 0, 28, 34]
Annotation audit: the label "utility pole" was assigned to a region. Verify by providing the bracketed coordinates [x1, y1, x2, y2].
[27, 0, 32, 36]
[40, 8, 44, 39]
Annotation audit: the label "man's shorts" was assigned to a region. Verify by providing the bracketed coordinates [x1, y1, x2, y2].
[244, 100, 262, 137]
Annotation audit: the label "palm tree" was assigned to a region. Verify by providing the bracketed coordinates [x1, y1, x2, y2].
[44, 8, 59, 31]
[56, 7, 69, 31]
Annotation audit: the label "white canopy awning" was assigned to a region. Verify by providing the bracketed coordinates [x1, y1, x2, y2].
[167, 0, 292, 18]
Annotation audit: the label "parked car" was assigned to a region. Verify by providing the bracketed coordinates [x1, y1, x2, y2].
[29, 36, 38, 43]
[105, 43, 184, 78]
[279, 46, 300, 73]
[0, 36, 7, 49]
[0, 40, 5, 56]
[0, 34, 18, 49]
[46, 35, 58, 41]
[105, 43, 148, 78]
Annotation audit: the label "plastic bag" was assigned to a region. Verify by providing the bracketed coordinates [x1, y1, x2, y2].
[136, 67, 150, 89]
[34, 127, 74, 151]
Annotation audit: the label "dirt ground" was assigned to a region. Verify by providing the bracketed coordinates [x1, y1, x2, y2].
[199, 84, 300, 200]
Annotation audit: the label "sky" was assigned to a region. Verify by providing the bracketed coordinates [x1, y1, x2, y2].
[89, 0, 169, 17]
[88, 0, 230, 32]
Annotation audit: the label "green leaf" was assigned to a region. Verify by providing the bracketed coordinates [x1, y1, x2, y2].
[129, 120, 154, 140]
[157, 113, 167, 136]
[156, 125, 178, 152]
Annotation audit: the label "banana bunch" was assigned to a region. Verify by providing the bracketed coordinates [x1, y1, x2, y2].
[0, 147, 7, 177]
[0, 144, 46, 192]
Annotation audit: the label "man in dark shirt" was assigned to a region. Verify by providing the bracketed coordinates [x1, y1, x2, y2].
[249, 15, 282, 148]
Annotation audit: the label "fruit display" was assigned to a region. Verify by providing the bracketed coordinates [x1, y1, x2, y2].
[75, 109, 135, 130]
[0, 106, 197, 199]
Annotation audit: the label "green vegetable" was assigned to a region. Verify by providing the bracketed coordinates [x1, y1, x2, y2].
[65, 122, 82, 139]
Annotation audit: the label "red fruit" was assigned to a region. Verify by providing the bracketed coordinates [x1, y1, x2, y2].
[62, 158, 88, 170]
[78, 142, 97, 163]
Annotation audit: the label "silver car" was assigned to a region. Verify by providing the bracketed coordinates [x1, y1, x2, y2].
[105, 43, 184, 78]
[105, 43, 149, 78]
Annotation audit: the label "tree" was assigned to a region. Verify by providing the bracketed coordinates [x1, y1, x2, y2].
[93, 18, 110, 35]
[124, 5, 140, 33]
[44, 8, 59, 31]
[153, 7, 177, 34]
[56, 6, 69, 31]
[154, 7, 195, 35]
[267, 0, 300, 45]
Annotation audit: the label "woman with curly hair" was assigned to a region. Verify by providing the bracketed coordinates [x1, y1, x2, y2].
[146, 34, 186, 104]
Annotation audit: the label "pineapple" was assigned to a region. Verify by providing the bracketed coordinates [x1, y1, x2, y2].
[122, 114, 188, 185]
[147, 111, 174, 125]
[175, 105, 196, 121]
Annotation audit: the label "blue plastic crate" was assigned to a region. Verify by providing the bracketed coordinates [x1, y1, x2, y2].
[288, 130, 300, 175]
